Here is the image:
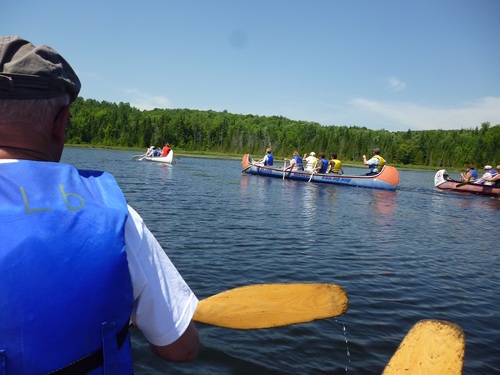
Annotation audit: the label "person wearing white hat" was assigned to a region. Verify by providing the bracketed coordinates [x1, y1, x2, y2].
[146, 145, 155, 156]
[481, 165, 500, 185]
[473, 165, 494, 185]
[303, 151, 318, 172]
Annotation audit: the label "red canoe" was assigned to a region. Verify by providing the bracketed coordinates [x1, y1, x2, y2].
[434, 169, 500, 197]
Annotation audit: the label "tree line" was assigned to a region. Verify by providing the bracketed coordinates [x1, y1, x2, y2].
[67, 97, 499, 169]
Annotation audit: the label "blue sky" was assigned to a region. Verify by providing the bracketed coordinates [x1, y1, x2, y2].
[2, 1, 499, 131]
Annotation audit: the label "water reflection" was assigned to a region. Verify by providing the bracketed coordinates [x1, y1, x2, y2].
[300, 184, 319, 230]
[158, 163, 173, 182]
[371, 190, 397, 217]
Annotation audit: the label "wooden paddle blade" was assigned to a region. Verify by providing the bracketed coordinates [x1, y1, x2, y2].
[383, 319, 465, 375]
[193, 283, 349, 329]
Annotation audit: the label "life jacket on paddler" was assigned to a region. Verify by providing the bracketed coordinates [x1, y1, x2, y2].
[0, 161, 134, 375]
[318, 158, 329, 173]
[293, 155, 304, 171]
[372, 155, 386, 172]
[329, 159, 342, 173]
[264, 154, 274, 166]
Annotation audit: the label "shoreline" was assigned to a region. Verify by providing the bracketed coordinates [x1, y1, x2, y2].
[64, 144, 458, 173]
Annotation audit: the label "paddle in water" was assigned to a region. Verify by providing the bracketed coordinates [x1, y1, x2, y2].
[192, 285, 464, 372]
[308, 170, 316, 182]
[242, 165, 253, 174]
[193, 283, 349, 329]
[382, 319, 465, 375]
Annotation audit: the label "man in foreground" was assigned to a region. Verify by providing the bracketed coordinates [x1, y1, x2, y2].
[0, 36, 199, 374]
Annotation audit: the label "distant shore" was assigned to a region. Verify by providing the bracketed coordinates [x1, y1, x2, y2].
[64, 144, 457, 172]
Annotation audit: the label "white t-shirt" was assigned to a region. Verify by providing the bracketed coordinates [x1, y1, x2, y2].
[125, 205, 199, 346]
[304, 156, 317, 172]
[365, 156, 380, 172]
[474, 171, 493, 186]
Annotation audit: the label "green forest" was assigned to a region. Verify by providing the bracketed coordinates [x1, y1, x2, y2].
[68, 97, 499, 169]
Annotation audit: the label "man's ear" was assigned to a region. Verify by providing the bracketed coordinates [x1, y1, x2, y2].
[53, 105, 71, 141]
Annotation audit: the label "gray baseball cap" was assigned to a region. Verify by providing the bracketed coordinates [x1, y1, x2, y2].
[0, 36, 81, 101]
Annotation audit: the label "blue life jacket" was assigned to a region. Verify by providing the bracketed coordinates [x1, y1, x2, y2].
[0, 161, 134, 375]
[470, 169, 478, 179]
[264, 154, 274, 166]
[293, 155, 304, 171]
[318, 158, 329, 173]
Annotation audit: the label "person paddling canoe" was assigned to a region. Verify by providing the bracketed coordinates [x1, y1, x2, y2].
[0, 36, 199, 373]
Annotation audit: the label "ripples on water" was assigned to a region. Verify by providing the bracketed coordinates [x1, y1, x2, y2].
[62, 148, 500, 374]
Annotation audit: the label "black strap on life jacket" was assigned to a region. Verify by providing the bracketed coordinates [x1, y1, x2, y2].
[0, 350, 5, 375]
[47, 321, 130, 375]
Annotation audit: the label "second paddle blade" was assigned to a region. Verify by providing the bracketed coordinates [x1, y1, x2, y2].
[383, 319, 465, 375]
[193, 283, 349, 329]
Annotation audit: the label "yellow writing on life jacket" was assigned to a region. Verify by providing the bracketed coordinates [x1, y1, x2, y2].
[59, 184, 85, 211]
[20, 186, 51, 214]
[20, 184, 85, 214]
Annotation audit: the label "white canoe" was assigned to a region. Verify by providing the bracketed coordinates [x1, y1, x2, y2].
[142, 151, 175, 164]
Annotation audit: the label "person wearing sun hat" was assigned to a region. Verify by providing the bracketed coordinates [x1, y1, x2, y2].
[481, 164, 500, 185]
[303, 151, 317, 172]
[476, 164, 497, 185]
[0, 36, 199, 374]
[473, 165, 494, 185]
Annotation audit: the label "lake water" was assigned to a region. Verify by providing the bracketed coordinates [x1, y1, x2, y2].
[61, 147, 499, 375]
